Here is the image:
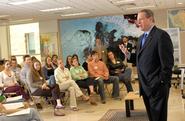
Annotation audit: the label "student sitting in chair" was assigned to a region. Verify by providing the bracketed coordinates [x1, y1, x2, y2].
[54, 58, 89, 111]
[0, 60, 29, 100]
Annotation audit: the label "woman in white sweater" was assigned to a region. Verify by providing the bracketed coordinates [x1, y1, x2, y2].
[54, 58, 89, 111]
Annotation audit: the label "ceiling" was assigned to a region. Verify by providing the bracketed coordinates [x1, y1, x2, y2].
[0, 0, 184, 25]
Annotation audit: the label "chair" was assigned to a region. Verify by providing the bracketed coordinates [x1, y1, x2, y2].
[172, 67, 181, 88]
[104, 83, 112, 97]
[60, 90, 69, 105]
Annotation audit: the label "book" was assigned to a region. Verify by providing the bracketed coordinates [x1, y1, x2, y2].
[3, 102, 24, 110]
[6, 96, 23, 103]
[6, 108, 30, 116]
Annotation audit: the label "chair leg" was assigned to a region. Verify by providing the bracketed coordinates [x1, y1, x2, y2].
[104, 84, 112, 97]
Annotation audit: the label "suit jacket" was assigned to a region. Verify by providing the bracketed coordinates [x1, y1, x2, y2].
[136, 26, 174, 97]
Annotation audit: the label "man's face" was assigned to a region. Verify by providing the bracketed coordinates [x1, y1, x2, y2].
[137, 12, 153, 32]
[25, 57, 32, 65]
[11, 60, 17, 68]
[122, 37, 128, 44]
[92, 53, 99, 61]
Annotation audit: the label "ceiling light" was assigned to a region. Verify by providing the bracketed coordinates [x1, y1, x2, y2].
[177, 2, 183, 5]
[61, 12, 90, 17]
[10, 18, 33, 23]
[0, 15, 10, 18]
[40, 6, 72, 12]
[126, 5, 155, 10]
[110, 0, 135, 4]
[8, 0, 44, 5]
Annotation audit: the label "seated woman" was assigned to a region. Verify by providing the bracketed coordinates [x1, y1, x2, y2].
[65, 55, 72, 70]
[0, 60, 29, 100]
[51, 54, 58, 69]
[54, 58, 89, 111]
[107, 51, 133, 92]
[28, 59, 65, 116]
[70, 57, 97, 105]
[42, 56, 55, 86]
[0, 103, 42, 121]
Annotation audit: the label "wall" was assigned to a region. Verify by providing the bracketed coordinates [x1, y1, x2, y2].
[0, 26, 10, 59]
[39, 20, 61, 57]
[154, 9, 185, 64]
[39, 20, 58, 33]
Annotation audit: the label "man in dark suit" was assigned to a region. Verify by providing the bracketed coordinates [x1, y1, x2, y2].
[136, 9, 174, 121]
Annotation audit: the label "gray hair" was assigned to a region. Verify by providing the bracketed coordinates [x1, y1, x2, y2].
[139, 9, 155, 22]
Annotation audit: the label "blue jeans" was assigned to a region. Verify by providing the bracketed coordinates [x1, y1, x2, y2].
[118, 68, 133, 92]
[96, 76, 120, 100]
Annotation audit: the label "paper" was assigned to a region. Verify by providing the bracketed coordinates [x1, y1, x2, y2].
[6, 96, 22, 103]
[95, 77, 100, 80]
[7, 108, 30, 116]
[3, 102, 24, 110]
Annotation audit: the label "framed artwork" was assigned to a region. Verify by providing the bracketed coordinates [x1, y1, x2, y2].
[168, 9, 185, 31]
[40, 32, 58, 61]
[163, 28, 181, 65]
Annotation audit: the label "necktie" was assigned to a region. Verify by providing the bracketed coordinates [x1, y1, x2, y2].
[141, 33, 148, 47]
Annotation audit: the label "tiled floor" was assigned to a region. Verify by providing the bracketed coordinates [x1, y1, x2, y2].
[39, 82, 185, 121]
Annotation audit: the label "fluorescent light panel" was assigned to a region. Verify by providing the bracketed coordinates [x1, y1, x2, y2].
[8, 0, 44, 5]
[126, 5, 155, 10]
[111, 0, 135, 4]
[0, 15, 10, 18]
[177, 2, 183, 4]
[40, 6, 72, 12]
[61, 12, 89, 17]
[11, 18, 33, 23]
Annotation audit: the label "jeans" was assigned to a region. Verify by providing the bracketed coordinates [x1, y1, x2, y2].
[96, 76, 120, 100]
[118, 68, 133, 92]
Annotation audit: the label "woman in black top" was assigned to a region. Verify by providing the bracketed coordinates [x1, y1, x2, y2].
[65, 55, 72, 70]
[107, 51, 133, 92]
[43, 56, 55, 86]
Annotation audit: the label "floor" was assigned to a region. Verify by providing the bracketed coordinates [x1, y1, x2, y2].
[39, 82, 185, 121]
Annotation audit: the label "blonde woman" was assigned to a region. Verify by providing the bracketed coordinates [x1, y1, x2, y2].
[54, 58, 89, 111]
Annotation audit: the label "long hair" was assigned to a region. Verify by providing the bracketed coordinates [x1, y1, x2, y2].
[45, 55, 52, 68]
[31, 59, 45, 83]
[107, 51, 117, 63]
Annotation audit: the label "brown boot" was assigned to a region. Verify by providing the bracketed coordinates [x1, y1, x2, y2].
[90, 95, 97, 105]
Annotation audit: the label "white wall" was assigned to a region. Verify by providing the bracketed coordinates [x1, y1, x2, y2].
[39, 20, 61, 56]
[39, 20, 58, 33]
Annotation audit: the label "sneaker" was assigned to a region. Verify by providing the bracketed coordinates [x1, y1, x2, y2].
[54, 109, 65, 116]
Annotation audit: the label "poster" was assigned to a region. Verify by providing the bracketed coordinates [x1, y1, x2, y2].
[40, 33, 58, 61]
